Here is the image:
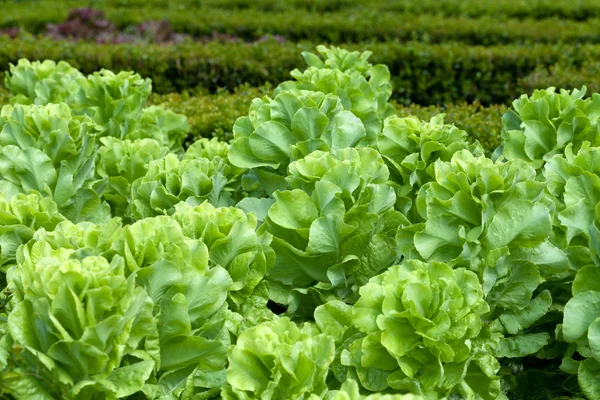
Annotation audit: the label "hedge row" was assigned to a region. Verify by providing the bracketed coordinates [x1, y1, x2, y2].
[519, 62, 600, 95]
[2, 37, 597, 105]
[5, 0, 600, 20]
[4, 4, 600, 45]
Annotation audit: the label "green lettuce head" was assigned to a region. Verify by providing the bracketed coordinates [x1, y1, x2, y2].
[94, 137, 169, 219]
[185, 137, 230, 160]
[75, 69, 152, 138]
[341, 260, 501, 399]
[172, 201, 274, 310]
[495, 86, 600, 169]
[561, 266, 600, 400]
[397, 149, 565, 289]
[0, 103, 110, 223]
[228, 89, 371, 177]
[262, 147, 405, 317]
[131, 153, 237, 219]
[544, 142, 600, 259]
[15, 216, 233, 398]
[3, 252, 156, 399]
[0, 192, 64, 291]
[222, 317, 335, 400]
[399, 150, 570, 370]
[276, 45, 396, 140]
[126, 105, 189, 152]
[377, 115, 483, 220]
[4, 59, 83, 106]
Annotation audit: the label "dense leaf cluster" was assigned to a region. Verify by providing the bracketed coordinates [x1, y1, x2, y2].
[0, 45, 598, 399]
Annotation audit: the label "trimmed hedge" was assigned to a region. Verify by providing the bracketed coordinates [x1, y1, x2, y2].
[3, 5, 600, 45]
[519, 62, 600, 95]
[0, 84, 8, 105]
[5, 0, 600, 22]
[145, 86, 506, 154]
[1, 37, 596, 105]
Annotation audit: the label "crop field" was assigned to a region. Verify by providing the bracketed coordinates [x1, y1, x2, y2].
[0, 1, 599, 399]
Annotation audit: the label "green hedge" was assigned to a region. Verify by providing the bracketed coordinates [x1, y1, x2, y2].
[4, 5, 600, 45]
[145, 86, 506, 154]
[2, 37, 597, 105]
[519, 62, 600, 95]
[5, 0, 600, 20]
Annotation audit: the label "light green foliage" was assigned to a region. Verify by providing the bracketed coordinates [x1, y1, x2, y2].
[4, 252, 156, 399]
[321, 379, 425, 400]
[562, 271, 600, 400]
[497, 86, 600, 168]
[277, 45, 396, 140]
[397, 150, 567, 366]
[4, 59, 83, 106]
[94, 137, 169, 219]
[398, 150, 557, 275]
[171, 201, 274, 310]
[262, 147, 405, 316]
[127, 105, 189, 152]
[184, 138, 246, 199]
[229, 89, 372, 175]
[377, 115, 484, 220]
[341, 260, 501, 399]
[5, 59, 189, 152]
[223, 317, 335, 400]
[9, 215, 233, 398]
[131, 153, 237, 219]
[0, 103, 110, 223]
[0, 193, 64, 272]
[544, 142, 600, 252]
[2, 46, 600, 400]
[229, 46, 396, 179]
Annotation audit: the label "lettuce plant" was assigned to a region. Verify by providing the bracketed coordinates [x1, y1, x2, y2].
[185, 138, 246, 201]
[341, 260, 501, 399]
[0, 103, 110, 223]
[496, 86, 600, 168]
[11, 216, 233, 398]
[561, 266, 600, 400]
[222, 317, 335, 400]
[4, 59, 83, 106]
[0, 192, 64, 289]
[398, 150, 566, 290]
[131, 153, 237, 219]
[228, 89, 371, 176]
[126, 105, 189, 152]
[75, 69, 152, 138]
[94, 137, 169, 219]
[377, 115, 483, 220]
[5, 60, 189, 152]
[171, 201, 274, 310]
[544, 142, 600, 254]
[262, 147, 405, 316]
[276, 45, 396, 140]
[3, 252, 156, 399]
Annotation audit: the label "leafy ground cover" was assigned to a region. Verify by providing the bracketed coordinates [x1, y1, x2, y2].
[0, 44, 598, 400]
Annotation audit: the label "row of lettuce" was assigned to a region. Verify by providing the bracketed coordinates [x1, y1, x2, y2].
[6, 0, 600, 18]
[2, 37, 600, 105]
[0, 45, 599, 399]
[5, 4, 600, 45]
[143, 86, 507, 154]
